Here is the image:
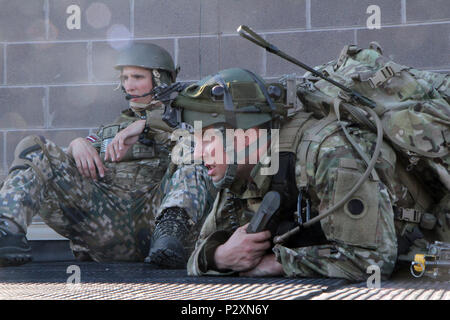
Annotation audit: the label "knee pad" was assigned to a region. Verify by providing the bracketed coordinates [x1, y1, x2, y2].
[8, 135, 49, 183]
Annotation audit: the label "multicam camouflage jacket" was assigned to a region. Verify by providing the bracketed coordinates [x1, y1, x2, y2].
[187, 112, 418, 281]
[297, 43, 450, 197]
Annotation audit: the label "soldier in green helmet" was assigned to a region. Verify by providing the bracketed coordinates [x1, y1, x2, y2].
[172, 67, 446, 281]
[0, 42, 216, 267]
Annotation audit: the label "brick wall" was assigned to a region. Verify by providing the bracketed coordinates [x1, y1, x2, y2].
[1, 0, 449, 182]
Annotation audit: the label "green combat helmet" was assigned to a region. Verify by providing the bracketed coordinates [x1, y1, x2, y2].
[173, 67, 287, 188]
[174, 67, 286, 130]
[115, 42, 179, 99]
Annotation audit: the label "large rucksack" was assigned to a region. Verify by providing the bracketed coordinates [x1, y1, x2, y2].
[296, 43, 450, 202]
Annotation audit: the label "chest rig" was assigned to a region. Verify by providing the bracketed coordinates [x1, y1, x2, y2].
[268, 111, 330, 248]
[223, 111, 330, 248]
[98, 121, 155, 161]
[98, 108, 171, 162]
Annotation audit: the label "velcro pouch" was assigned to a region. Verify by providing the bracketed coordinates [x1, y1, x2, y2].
[324, 158, 380, 249]
[99, 123, 156, 161]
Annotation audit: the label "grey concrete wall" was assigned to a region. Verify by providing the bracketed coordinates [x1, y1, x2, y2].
[1, 0, 449, 181]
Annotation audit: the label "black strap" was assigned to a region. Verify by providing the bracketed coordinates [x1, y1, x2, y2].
[243, 69, 280, 128]
[213, 74, 236, 128]
[270, 152, 329, 248]
[270, 152, 298, 210]
[397, 226, 424, 255]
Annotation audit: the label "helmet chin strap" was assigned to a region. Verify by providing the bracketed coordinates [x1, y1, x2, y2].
[121, 85, 155, 112]
[210, 70, 275, 190]
[122, 68, 163, 101]
[213, 163, 238, 189]
[212, 127, 239, 189]
[214, 128, 272, 190]
[212, 132, 254, 190]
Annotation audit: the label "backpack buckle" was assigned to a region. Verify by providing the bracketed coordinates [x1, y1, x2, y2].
[368, 65, 395, 88]
[395, 208, 422, 223]
[334, 45, 359, 71]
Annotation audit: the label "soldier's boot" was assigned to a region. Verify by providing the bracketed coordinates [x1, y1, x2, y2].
[72, 250, 94, 262]
[0, 217, 32, 267]
[70, 241, 94, 262]
[145, 207, 189, 269]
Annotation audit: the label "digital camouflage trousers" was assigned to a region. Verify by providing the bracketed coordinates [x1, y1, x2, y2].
[0, 136, 216, 262]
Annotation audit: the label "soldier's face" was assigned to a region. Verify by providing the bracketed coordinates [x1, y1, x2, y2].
[121, 66, 153, 104]
[194, 126, 262, 183]
[195, 130, 228, 183]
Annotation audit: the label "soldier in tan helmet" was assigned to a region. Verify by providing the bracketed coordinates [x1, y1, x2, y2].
[0, 42, 216, 268]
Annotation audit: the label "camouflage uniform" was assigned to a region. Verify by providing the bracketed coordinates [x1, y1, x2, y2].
[296, 44, 450, 248]
[182, 68, 447, 281]
[188, 117, 403, 281]
[0, 103, 216, 262]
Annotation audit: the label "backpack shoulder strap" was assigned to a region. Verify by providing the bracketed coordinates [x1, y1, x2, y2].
[297, 112, 340, 189]
[278, 111, 316, 154]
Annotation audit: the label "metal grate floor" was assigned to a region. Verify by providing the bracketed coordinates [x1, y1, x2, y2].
[0, 262, 448, 300]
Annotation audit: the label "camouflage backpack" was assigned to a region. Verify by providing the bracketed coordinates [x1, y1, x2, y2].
[296, 43, 450, 202]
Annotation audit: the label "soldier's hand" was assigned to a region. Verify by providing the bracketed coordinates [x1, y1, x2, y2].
[239, 254, 284, 277]
[68, 137, 106, 180]
[104, 120, 145, 162]
[214, 223, 271, 272]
